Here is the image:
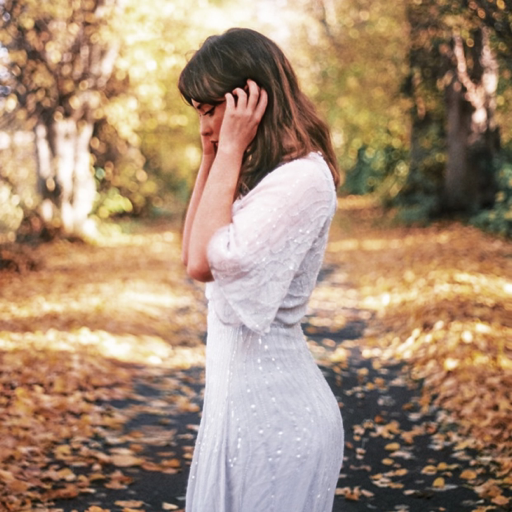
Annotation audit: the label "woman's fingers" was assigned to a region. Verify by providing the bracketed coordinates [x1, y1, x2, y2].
[245, 79, 260, 111]
[253, 87, 268, 122]
[224, 91, 236, 110]
[232, 87, 248, 109]
[219, 81, 267, 154]
[228, 81, 265, 120]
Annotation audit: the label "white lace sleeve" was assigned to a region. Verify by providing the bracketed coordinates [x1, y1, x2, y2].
[207, 153, 336, 335]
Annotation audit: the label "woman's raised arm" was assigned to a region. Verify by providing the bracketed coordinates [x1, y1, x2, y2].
[181, 149, 215, 268]
[185, 81, 267, 282]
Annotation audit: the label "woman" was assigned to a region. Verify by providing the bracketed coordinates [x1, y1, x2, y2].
[179, 28, 344, 512]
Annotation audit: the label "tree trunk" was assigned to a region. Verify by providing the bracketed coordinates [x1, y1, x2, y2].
[35, 118, 96, 238]
[443, 27, 500, 213]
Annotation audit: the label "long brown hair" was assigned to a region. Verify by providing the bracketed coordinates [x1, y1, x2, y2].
[178, 28, 340, 192]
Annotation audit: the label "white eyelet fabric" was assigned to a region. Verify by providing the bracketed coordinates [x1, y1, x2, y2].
[186, 153, 344, 512]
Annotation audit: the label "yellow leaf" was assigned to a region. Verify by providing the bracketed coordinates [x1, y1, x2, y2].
[8, 479, 30, 493]
[162, 504, 179, 511]
[491, 495, 509, 506]
[421, 465, 437, 475]
[382, 458, 394, 465]
[162, 458, 181, 468]
[433, 477, 445, 488]
[115, 501, 144, 508]
[111, 454, 144, 467]
[57, 467, 77, 482]
[89, 472, 107, 481]
[345, 487, 361, 501]
[497, 354, 512, 370]
[460, 469, 478, 480]
[0, 470, 14, 482]
[335, 486, 361, 500]
[384, 442, 400, 451]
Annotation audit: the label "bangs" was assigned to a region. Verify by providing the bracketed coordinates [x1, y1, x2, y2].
[179, 66, 227, 106]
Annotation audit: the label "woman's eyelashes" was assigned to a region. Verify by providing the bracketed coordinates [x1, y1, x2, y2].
[201, 106, 215, 117]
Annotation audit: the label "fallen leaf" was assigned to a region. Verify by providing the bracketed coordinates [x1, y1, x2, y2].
[421, 465, 438, 475]
[460, 469, 478, 480]
[491, 495, 510, 506]
[433, 477, 445, 488]
[111, 454, 144, 467]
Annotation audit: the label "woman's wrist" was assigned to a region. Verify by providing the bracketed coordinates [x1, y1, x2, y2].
[215, 141, 245, 163]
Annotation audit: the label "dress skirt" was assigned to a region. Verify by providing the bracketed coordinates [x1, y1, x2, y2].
[185, 309, 344, 512]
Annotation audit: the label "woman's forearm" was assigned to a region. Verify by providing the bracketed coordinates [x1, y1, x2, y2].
[185, 82, 267, 282]
[186, 147, 243, 282]
[181, 154, 215, 266]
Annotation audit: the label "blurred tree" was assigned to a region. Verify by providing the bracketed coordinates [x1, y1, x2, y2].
[399, 0, 502, 219]
[443, 25, 499, 211]
[0, 0, 124, 237]
[288, 0, 411, 194]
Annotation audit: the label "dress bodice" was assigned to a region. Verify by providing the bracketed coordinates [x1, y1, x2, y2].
[206, 152, 337, 334]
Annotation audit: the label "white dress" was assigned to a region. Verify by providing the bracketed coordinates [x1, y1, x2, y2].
[186, 153, 344, 512]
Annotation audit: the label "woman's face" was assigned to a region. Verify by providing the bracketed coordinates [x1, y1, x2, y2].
[192, 99, 227, 153]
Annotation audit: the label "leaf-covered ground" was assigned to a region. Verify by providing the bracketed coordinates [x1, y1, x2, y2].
[0, 198, 510, 512]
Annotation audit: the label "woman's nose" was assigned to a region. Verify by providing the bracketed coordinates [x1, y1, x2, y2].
[200, 117, 212, 136]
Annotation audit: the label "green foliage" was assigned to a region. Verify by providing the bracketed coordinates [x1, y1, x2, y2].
[342, 145, 409, 197]
[471, 149, 512, 237]
[94, 187, 133, 219]
[391, 120, 446, 223]
[90, 121, 161, 219]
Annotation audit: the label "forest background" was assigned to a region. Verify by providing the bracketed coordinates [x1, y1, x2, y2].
[1, 0, 512, 242]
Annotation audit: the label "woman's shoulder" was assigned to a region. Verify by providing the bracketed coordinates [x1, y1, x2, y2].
[276, 151, 331, 178]
[234, 153, 336, 214]
[255, 152, 334, 195]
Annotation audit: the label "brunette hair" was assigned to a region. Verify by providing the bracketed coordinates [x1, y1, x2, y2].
[178, 28, 340, 192]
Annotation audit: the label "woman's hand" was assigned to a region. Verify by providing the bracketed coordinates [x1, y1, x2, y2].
[217, 79, 268, 157]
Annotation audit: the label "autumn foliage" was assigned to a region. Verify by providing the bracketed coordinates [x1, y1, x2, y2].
[0, 221, 205, 509]
[326, 197, 512, 467]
